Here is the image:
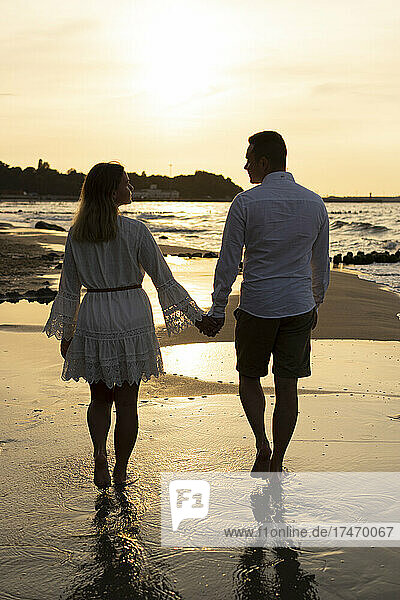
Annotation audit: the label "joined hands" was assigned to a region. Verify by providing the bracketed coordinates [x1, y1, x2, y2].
[195, 315, 225, 337]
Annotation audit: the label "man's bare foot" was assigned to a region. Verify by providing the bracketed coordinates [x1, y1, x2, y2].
[251, 445, 271, 476]
[94, 453, 111, 489]
[112, 464, 127, 486]
[269, 454, 283, 472]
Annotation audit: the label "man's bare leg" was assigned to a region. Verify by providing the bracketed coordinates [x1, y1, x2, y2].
[239, 374, 271, 472]
[270, 375, 298, 472]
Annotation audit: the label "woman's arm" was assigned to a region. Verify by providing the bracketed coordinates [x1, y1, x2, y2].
[43, 232, 82, 353]
[60, 338, 71, 358]
[137, 223, 204, 335]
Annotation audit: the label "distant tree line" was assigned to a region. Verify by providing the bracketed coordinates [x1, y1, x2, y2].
[130, 170, 243, 199]
[0, 160, 243, 199]
[0, 160, 85, 196]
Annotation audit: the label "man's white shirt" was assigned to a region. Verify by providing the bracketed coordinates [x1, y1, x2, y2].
[208, 171, 330, 319]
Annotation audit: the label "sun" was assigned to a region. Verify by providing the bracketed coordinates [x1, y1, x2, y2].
[135, 2, 232, 110]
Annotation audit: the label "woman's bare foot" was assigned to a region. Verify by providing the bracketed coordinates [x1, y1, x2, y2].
[269, 454, 283, 472]
[94, 453, 111, 489]
[251, 445, 272, 476]
[112, 464, 128, 486]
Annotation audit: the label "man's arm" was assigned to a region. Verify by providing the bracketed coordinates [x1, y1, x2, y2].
[208, 195, 246, 318]
[311, 212, 330, 308]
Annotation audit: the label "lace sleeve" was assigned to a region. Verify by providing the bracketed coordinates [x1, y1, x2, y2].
[157, 279, 204, 335]
[137, 223, 204, 335]
[43, 232, 82, 340]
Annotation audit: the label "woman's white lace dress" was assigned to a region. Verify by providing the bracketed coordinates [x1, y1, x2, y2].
[43, 216, 204, 388]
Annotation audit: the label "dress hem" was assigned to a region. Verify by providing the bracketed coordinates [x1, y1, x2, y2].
[62, 368, 165, 389]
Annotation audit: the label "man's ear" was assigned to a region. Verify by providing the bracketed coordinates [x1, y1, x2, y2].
[259, 156, 270, 173]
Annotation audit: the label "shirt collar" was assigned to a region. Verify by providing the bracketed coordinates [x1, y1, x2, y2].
[262, 171, 295, 184]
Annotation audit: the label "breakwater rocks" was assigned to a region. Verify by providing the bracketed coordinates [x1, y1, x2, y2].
[176, 251, 219, 258]
[0, 286, 57, 304]
[333, 250, 400, 266]
[34, 221, 66, 232]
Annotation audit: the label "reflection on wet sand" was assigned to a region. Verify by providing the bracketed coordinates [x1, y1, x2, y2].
[234, 546, 319, 600]
[61, 476, 321, 600]
[234, 476, 320, 599]
[62, 486, 183, 600]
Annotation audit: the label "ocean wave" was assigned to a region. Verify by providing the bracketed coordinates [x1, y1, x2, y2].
[351, 222, 389, 232]
[383, 241, 399, 250]
[351, 273, 400, 293]
[330, 220, 347, 229]
[136, 212, 176, 220]
[149, 226, 208, 234]
[1, 209, 73, 218]
[331, 220, 389, 232]
[358, 273, 400, 277]
[32, 215, 73, 221]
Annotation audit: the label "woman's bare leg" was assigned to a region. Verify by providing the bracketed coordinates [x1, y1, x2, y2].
[113, 381, 140, 484]
[87, 381, 114, 488]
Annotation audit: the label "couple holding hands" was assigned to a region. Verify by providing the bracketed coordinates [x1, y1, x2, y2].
[44, 131, 329, 488]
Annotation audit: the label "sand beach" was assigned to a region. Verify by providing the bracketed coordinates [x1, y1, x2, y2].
[1, 224, 400, 599]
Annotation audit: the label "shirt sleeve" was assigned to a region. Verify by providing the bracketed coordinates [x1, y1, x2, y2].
[208, 195, 246, 318]
[311, 210, 330, 307]
[43, 231, 82, 340]
[137, 223, 204, 335]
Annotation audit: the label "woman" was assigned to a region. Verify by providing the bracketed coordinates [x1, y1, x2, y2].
[43, 162, 204, 488]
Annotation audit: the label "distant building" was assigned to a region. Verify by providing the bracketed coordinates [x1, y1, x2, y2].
[135, 184, 179, 200]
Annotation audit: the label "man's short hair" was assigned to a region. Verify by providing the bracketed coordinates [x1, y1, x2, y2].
[248, 131, 287, 170]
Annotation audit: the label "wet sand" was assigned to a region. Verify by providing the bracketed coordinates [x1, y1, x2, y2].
[0, 225, 399, 599]
[158, 268, 400, 347]
[1, 331, 399, 599]
[0, 223, 209, 294]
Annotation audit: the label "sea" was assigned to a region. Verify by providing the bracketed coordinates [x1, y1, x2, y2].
[1, 199, 400, 295]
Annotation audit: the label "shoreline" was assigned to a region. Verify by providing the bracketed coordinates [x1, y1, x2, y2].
[1, 223, 399, 342]
[0, 223, 213, 295]
[155, 268, 400, 346]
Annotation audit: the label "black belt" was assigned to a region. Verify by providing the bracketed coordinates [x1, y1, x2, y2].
[85, 284, 142, 293]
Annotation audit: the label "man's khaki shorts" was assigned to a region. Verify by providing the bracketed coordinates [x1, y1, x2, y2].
[234, 307, 316, 379]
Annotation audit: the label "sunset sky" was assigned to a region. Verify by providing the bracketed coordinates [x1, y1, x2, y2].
[1, 0, 399, 195]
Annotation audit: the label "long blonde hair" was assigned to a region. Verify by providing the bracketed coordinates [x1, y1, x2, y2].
[72, 162, 124, 242]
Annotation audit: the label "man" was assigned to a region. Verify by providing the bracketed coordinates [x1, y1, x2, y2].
[199, 131, 330, 473]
